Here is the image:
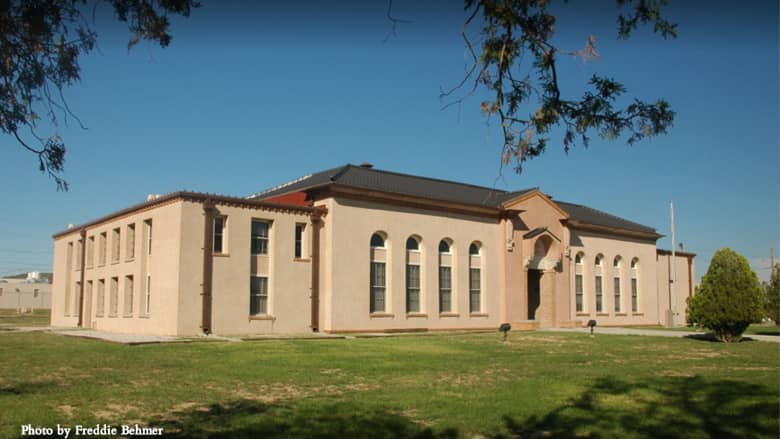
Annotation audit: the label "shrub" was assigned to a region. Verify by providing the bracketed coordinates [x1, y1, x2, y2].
[765, 263, 780, 325]
[686, 248, 764, 342]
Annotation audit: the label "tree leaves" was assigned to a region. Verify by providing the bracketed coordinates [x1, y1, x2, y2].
[1, 0, 197, 190]
[445, 0, 677, 173]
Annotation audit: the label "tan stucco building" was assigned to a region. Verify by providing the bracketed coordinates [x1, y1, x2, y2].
[51, 164, 695, 336]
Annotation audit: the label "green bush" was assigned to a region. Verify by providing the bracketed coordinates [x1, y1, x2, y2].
[687, 248, 764, 342]
[765, 263, 780, 325]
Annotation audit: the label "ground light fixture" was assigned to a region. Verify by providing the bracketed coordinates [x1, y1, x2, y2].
[499, 323, 511, 342]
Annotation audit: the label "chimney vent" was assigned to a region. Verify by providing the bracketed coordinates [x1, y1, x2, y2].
[359, 162, 374, 169]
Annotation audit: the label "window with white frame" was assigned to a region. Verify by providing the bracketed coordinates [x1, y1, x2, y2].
[405, 236, 421, 313]
[370, 233, 387, 313]
[575, 252, 585, 313]
[469, 242, 482, 313]
[213, 216, 226, 254]
[439, 239, 453, 313]
[613, 255, 622, 312]
[295, 223, 305, 258]
[631, 257, 639, 312]
[251, 220, 270, 255]
[250, 276, 268, 315]
[145, 219, 153, 255]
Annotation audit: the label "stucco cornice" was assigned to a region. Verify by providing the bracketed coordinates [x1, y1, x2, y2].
[53, 191, 326, 239]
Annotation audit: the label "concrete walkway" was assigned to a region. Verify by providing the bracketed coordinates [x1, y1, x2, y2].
[545, 327, 780, 343]
[51, 328, 184, 344]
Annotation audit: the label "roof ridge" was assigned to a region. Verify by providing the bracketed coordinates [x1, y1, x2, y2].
[345, 164, 514, 194]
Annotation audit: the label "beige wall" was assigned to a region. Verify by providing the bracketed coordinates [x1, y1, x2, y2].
[503, 193, 571, 327]
[177, 201, 314, 335]
[568, 229, 660, 326]
[656, 252, 696, 327]
[52, 200, 183, 335]
[50, 190, 693, 336]
[321, 196, 501, 332]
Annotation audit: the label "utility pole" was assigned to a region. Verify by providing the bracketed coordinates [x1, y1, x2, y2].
[666, 201, 676, 327]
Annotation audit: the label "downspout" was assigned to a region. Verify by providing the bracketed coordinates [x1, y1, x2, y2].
[201, 202, 216, 334]
[310, 211, 322, 332]
[77, 228, 87, 327]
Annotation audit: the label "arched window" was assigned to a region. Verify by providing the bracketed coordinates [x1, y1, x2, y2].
[438, 239, 453, 313]
[594, 254, 604, 312]
[371, 233, 385, 248]
[574, 252, 585, 313]
[630, 258, 639, 312]
[613, 255, 622, 313]
[534, 235, 552, 258]
[369, 232, 387, 313]
[469, 242, 482, 313]
[406, 236, 421, 313]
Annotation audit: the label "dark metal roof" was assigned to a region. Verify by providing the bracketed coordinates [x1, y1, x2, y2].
[250, 164, 536, 208]
[555, 201, 658, 235]
[250, 164, 658, 235]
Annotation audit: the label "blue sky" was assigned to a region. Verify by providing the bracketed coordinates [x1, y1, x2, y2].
[0, 0, 777, 282]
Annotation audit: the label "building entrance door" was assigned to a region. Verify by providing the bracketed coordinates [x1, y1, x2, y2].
[527, 269, 541, 320]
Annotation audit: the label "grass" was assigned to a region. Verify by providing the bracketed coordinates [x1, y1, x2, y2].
[0, 309, 50, 327]
[638, 324, 780, 336]
[0, 331, 778, 438]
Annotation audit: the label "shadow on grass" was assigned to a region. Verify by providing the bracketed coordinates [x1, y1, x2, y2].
[148, 377, 777, 439]
[0, 381, 58, 395]
[154, 400, 458, 439]
[491, 376, 779, 439]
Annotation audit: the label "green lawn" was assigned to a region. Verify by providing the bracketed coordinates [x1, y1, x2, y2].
[639, 324, 780, 336]
[0, 309, 50, 327]
[0, 331, 777, 438]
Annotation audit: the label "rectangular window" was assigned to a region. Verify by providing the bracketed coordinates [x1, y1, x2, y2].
[111, 228, 120, 263]
[126, 224, 135, 260]
[294, 223, 305, 258]
[85, 281, 92, 319]
[99, 232, 107, 265]
[250, 276, 268, 315]
[251, 220, 270, 255]
[145, 219, 153, 255]
[370, 262, 386, 313]
[575, 274, 584, 313]
[614, 277, 621, 313]
[213, 216, 225, 254]
[73, 281, 81, 317]
[469, 268, 481, 313]
[595, 275, 603, 312]
[439, 266, 452, 313]
[124, 275, 134, 315]
[76, 239, 83, 270]
[631, 278, 638, 313]
[145, 275, 151, 315]
[87, 236, 95, 268]
[110, 277, 119, 316]
[97, 279, 105, 317]
[406, 264, 420, 313]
